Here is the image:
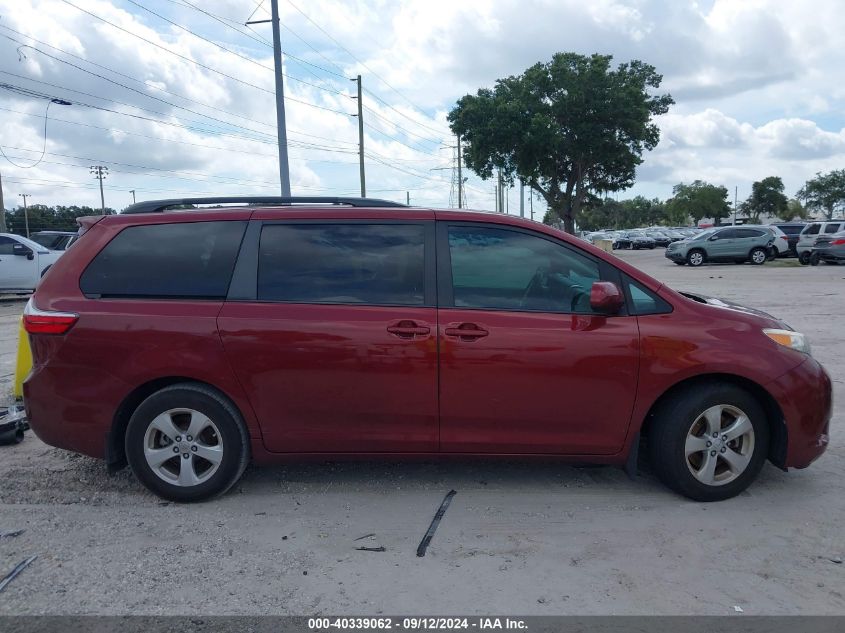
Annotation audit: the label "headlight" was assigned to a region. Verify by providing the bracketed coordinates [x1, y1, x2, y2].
[763, 328, 811, 355]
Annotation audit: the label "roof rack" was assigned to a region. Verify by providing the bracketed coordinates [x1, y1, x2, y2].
[121, 196, 408, 215]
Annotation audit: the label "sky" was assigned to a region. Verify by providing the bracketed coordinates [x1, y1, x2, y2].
[0, 0, 844, 218]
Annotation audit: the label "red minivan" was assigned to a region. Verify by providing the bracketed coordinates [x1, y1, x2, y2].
[23, 197, 831, 502]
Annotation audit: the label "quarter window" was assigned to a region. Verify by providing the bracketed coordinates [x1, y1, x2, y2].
[80, 221, 246, 299]
[257, 224, 425, 305]
[447, 225, 601, 313]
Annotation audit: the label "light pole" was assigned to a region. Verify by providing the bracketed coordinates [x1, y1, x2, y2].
[130, 189, 136, 204]
[18, 193, 30, 238]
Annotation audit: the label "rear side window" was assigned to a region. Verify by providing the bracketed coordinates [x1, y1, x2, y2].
[258, 224, 425, 305]
[736, 228, 765, 238]
[824, 223, 842, 234]
[778, 225, 804, 235]
[80, 221, 246, 299]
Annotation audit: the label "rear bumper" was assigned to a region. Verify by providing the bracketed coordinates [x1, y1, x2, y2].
[766, 357, 832, 469]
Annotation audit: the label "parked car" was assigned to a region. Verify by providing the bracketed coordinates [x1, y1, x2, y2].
[30, 230, 78, 251]
[616, 231, 655, 249]
[0, 233, 62, 293]
[809, 231, 845, 265]
[666, 226, 776, 267]
[23, 196, 830, 503]
[644, 229, 672, 247]
[797, 220, 845, 264]
[771, 222, 806, 257]
[738, 224, 789, 258]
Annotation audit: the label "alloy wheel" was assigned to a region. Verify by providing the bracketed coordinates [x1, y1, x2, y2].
[143, 408, 224, 486]
[684, 404, 755, 486]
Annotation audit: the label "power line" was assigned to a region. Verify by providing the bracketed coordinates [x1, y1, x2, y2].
[0, 85, 71, 169]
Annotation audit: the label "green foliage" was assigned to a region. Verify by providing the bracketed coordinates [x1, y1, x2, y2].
[666, 181, 730, 225]
[448, 52, 673, 233]
[784, 198, 809, 221]
[743, 176, 788, 222]
[797, 170, 845, 220]
[3, 204, 115, 236]
[578, 196, 667, 231]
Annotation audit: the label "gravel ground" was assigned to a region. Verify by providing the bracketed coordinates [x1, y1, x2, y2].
[0, 251, 842, 615]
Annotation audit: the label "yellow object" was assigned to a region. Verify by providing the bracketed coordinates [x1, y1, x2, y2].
[14, 316, 32, 399]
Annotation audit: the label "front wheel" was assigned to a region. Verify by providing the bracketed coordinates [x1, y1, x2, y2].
[125, 383, 250, 502]
[647, 383, 769, 501]
[798, 251, 811, 265]
[749, 247, 767, 265]
[687, 249, 705, 267]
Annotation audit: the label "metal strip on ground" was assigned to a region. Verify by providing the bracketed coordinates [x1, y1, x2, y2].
[416, 490, 457, 557]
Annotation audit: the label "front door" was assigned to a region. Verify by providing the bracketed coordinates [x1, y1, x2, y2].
[0, 236, 35, 290]
[218, 221, 439, 453]
[437, 222, 640, 455]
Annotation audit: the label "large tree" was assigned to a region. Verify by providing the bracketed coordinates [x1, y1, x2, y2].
[666, 181, 730, 226]
[797, 170, 845, 220]
[744, 176, 788, 222]
[448, 52, 673, 233]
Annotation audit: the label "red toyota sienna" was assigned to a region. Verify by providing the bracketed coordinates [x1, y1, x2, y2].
[23, 197, 831, 502]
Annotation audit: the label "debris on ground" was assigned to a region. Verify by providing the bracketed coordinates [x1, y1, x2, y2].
[355, 546, 386, 552]
[0, 555, 37, 593]
[354, 533, 376, 541]
[0, 529, 25, 539]
[416, 489, 457, 557]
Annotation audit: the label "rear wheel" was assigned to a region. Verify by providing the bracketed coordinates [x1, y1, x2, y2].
[687, 249, 705, 267]
[125, 383, 249, 502]
[798, 251, 811, 265]
[647, 383, 769, 501]
[749, 247, 767, 265]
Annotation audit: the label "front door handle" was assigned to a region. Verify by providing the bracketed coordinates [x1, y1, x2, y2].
[387, 320, 431, 339]
[444, 323, 489, 340]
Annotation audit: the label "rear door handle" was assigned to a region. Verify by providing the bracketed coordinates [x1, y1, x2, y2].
[444, 323, 489, 340]
[387, 320, 431, 339]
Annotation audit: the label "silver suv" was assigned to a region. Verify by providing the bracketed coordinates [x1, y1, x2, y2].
[665, 226, 776, 267]
[797, 220, 845, 264]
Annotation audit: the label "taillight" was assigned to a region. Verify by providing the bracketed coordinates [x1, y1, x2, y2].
[831, 239, 845, 246]
[23, 299, 78, 335]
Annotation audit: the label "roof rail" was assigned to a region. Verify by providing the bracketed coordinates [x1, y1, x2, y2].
[121, 196, 408, 215]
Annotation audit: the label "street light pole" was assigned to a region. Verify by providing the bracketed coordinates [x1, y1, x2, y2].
[18, 193, 30, 238]
[130, 189, 136, 204]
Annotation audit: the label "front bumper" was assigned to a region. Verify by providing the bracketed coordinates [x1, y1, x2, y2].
[766, 356, 832, 469]
[665, 250, 685, 262]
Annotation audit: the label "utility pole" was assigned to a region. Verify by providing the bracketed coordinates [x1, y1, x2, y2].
[530, 190, 534, 221]
[0, 172, 6, 232]
[90, 166, 109, 214]
[497, 170, 504, 214]
[18, 193, 30, 238]
[130, 189, 136, 204]
[519, 180, 524, 218]
[351, 75, 365, 197]
[456, 136, 463, 209]
[406, 191, 410, 205]
[733, 186, 738, 225]
[248, 0, 291, 196]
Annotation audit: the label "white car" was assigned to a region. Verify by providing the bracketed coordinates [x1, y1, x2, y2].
[739, 224, 790, 257]
[0, 233, 63, 293]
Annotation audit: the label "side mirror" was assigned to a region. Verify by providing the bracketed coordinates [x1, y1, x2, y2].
[590, 281, 624, 315]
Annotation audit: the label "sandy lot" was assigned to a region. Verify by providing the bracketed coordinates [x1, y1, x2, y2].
[0, 251, 842, 615]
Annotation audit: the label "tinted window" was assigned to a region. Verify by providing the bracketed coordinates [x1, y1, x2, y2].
[805, 223, 821, 235]
[80, 221, 246, 299]
[713, 228, 737, 239]
[824, 223, 842, 234]
[0, 236, 14, 255]
[735, 228, 765, 238]
[258, 224, 425, 305]
[448, 225, 600, 313]
[777, 225, 804, 235]
[626, 278, 671, 315]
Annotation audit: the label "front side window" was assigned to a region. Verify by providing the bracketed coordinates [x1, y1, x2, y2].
[0, 236, 15, 255]
[258, 224, 425, 305]
[80, 221, 246, 299]
[447, 225, 601, 313]
[626, 278, 672, 315]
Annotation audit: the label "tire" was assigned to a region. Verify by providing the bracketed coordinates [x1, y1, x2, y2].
[749, 247, 767, 265]
[686, 249, 705, 267]
[647, 383, 770, 501]
[798, 251, 811, 265]
[125, 383, 250, 502]
[810, 252, 820, 266]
